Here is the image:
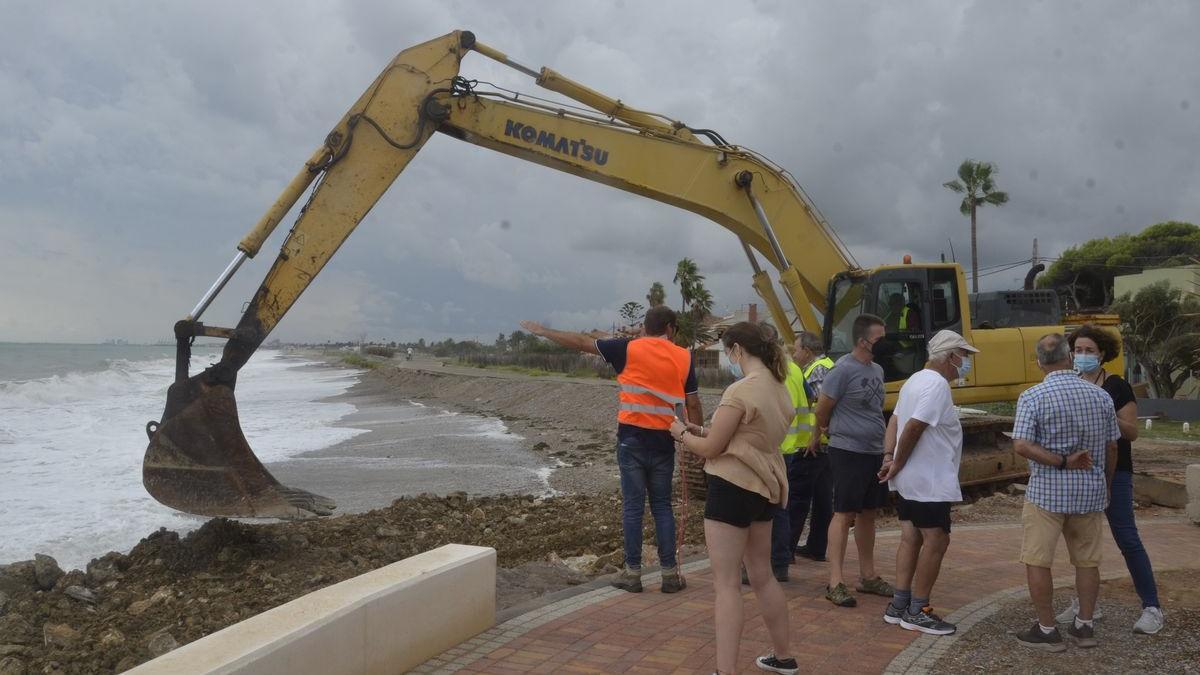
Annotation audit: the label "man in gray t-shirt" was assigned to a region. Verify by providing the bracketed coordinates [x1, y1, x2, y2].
[813, 314, 894, 608]
[821, 353, 885, 454]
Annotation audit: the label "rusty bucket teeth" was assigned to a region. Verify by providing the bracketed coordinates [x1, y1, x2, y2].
[143, 375, 336, 519]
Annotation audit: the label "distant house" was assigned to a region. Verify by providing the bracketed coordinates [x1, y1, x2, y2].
[1113, 265, 1199, 399]
[697, 303, 798, 371]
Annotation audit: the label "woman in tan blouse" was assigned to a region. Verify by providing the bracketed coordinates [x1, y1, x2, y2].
[670, 322, 797, 675]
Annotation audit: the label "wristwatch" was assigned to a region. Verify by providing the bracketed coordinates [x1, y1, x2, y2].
[1058, 455, 1068, 470]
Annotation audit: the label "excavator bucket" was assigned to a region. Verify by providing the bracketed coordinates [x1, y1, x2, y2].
[144, 369, 335, 519]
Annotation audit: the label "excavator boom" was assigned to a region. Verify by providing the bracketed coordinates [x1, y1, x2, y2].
[144, 30, 858, 518]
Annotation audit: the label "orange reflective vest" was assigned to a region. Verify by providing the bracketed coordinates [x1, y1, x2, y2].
[616, 337, 692, 430]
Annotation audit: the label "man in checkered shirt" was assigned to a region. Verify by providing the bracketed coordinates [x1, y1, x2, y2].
[1011, 333, 1120, 652]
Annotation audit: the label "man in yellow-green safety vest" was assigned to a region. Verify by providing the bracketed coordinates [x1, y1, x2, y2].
[788, 331, 836, 563]
[765, 342, 817, 580]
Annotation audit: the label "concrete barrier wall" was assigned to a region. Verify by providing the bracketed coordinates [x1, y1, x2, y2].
[128, 544, 495, 675]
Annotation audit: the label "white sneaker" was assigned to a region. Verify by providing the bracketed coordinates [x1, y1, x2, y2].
[1055, 597, 1104, 624]
[1133, 606, 1164, 635]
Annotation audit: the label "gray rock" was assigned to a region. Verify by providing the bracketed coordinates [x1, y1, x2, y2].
[0, 563, 35, 595]
[62, 586, 96, 604]
[506, 515, 527, 526]
[375, 526, 402, 538]
[98, 628, 125, 648]
[146, 631, 178, 658]
[32, 556, 62, 592]
[41, 623, 78, 649]
[85, 559, 121, 585]
[128, 587, 174, 616]
[0, 616, 34, 645]
[0, 656, 25, 675]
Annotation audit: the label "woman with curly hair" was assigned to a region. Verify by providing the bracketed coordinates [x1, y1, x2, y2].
[670, 321, 798, 674]
[1061, 324, 1164, 635]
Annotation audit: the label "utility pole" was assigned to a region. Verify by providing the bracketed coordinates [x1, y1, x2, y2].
[1032, 238, 1039, 265]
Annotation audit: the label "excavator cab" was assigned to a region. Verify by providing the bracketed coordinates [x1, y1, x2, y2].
[823, 265, 968, 385]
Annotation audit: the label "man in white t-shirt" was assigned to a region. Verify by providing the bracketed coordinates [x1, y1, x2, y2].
[877, 330, 979, 637]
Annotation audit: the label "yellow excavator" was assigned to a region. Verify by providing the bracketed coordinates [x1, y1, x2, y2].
[144, 30, 1111, 519]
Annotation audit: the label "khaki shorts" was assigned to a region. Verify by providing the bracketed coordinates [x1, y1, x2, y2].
[1019, 501, 1103, 568]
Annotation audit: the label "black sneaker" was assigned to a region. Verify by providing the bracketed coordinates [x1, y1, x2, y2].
[900, 607, 956, 635]
[1015, 622, 1066, 652]
[755, 653, 799, 674]
[1066, 621, 1098, 648]
[773, 566, 789, 583]
[884, 602, 905, 625]
[795, 545, 827, 562]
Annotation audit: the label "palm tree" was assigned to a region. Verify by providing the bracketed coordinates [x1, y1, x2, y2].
[673, 258, 703, 313]
[943, 159, 1009, 293]
[646, 282, 666, 308]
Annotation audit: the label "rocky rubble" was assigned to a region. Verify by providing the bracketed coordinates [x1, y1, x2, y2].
[0, 492, 706, 673]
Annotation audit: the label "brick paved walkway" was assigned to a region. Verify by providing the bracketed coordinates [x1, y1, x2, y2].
[414, 518, 1198, 674]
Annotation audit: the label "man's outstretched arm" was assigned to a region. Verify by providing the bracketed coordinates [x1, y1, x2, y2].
[520, 320, 601, 355]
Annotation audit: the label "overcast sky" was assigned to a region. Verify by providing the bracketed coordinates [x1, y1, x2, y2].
[2, 0, 1198, 344]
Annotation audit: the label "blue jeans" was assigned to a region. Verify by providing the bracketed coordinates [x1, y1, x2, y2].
[785, 450, 832, 555]
[1106, 470, 1160, 608]
[617, 435, 677, 569]
[769, 452, 833, 567]
[770, 502, 792, 570]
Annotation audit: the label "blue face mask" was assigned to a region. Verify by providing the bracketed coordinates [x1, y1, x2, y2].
[1074, 354, 1101, 374]
[726, 349, 744, 379]
[955, 354, 973, 379]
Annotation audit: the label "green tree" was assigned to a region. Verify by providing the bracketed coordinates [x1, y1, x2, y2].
[1039, 221, 1200, 309]
[1110, 281, 1200, 398]
[508, 330, 527, 352]
[674, 282, 716, 350]
[646, 282, 666, 308]
[943, 159, 1010, 293]
[494, 333, 508, 351]
[619, 301, 645, 325]
[689, 285, 716, 348]
[673, 258, 704, 313]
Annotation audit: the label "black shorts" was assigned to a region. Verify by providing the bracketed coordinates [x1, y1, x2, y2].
[896, 497, 952, 533]
[704, 474, 775, 528]
[829, 447, 889, 513]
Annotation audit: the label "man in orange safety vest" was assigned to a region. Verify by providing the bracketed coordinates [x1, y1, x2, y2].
[521, 306, 702, 594]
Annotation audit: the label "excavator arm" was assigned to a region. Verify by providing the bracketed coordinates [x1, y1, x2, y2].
[144, 30, 856, 518]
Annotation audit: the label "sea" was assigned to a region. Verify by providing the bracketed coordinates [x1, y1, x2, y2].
[0, 343, 550, 570]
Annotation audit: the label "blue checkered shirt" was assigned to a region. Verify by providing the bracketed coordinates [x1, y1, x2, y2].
[1012, 369, 1120, 513]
